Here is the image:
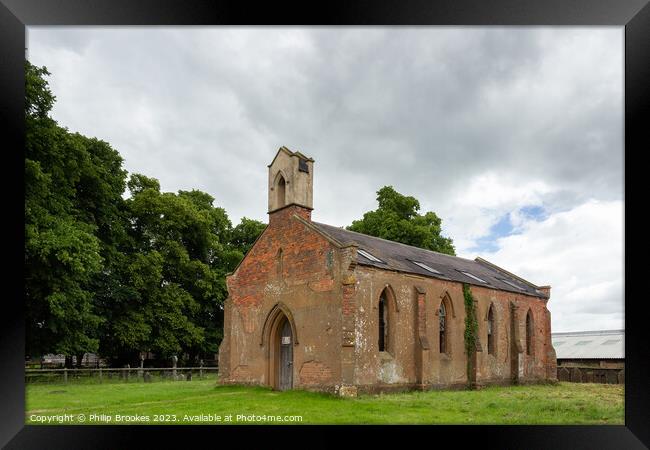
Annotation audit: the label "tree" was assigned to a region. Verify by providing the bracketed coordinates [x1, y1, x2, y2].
[25, 61, 128, 366]
[100, 177, 242, 365]
[25, 61, 268, 367]
[348, 186, 456, 255]
[228, 217, 267, 257]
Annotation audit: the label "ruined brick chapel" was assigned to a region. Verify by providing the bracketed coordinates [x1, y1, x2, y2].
[218, 146, 557, 395]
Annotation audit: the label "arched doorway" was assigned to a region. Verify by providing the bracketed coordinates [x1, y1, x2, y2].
[276, 317, 293, 390]
[261, 303, 298, 390]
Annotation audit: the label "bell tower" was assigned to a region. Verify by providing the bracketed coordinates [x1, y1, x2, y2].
[268, 146, 314, 218]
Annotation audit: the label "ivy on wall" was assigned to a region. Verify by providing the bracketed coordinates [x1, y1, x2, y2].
[463, 283, 479, 389]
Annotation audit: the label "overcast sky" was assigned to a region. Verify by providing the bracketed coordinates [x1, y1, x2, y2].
[26, 27, 623, 333]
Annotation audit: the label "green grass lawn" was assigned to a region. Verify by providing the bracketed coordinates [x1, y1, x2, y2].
[26, 379, 624, 425]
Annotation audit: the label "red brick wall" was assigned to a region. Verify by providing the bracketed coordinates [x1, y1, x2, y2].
[469, 285, 553, 383]
[222, 204, 343, 388]
[227, 205, 331, 308]
[299, 361, 334, 385]
[351, 267, 554, 388]
[222, 205, 554, 391]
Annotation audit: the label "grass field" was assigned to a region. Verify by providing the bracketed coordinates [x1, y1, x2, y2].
[26, 379, 624, 425]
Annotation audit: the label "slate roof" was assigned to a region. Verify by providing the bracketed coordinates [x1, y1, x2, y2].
[311, 222, 547, 299]
[552, 330, 624, 359]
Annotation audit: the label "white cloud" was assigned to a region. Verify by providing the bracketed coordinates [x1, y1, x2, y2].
[435, 172, 557, 256]
[480, 199, 624, 332]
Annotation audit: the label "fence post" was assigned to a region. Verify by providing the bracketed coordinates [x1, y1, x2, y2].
[99, 367, 103, 383]
[199, 360, 204, 379]
[63, 368, 68, 384]
[139, 354, 144, 380]
[125, 364, 130, 382]
[172, 355, 178, 380]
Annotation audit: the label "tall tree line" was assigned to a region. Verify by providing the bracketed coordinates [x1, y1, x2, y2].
[25, 61, 265, 367]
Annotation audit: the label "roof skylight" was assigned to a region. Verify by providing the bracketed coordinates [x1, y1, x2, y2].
[358, 249, 383, 263]
[575, 340, 593, 346]
[411, 261, 442, 274]
[602, 340, 621, 345]
[459, 271, 487, 283]
[499, 278, 524, 291]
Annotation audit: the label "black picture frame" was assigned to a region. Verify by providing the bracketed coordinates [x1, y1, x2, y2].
[2, 1, 647, 448]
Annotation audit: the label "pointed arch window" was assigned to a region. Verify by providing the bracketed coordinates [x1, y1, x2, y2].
[487, 304, 495, 355]
[276, 175, 286, 208]
[378, 291, 388, 352]
[526, 310, 533, 355]
[439, 301, 447, 354]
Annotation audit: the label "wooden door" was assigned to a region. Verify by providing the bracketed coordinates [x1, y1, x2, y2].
[278, 319, 293, 390]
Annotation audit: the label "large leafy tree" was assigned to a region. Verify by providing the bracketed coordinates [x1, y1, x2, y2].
[101, 177, 263, 365]
[25, 61, 267, 367]
[348, 186, 456, 255]
[228, 217, 267, 259]
[25, 61, 128, 366]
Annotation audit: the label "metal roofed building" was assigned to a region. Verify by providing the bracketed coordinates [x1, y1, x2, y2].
[552, 329, 624, 384]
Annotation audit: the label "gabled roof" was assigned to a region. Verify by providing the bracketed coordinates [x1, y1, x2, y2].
[311, 222, 548, 299]
[551, 330, 624, 359]
[267, 146, 315, 168]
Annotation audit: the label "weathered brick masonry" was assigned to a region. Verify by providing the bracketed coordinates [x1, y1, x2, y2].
[218, 147, 557, 395]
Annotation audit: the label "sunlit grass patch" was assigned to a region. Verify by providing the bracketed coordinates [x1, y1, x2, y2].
[26, 380, 623, 425]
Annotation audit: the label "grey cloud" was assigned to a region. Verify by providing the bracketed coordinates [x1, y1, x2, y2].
[26, 26, 624, 332]
[26, 27, 622, 227]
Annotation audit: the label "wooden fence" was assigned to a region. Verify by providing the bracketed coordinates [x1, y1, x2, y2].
[25, 366, 219, 384]
[557, 366, 624, 384]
